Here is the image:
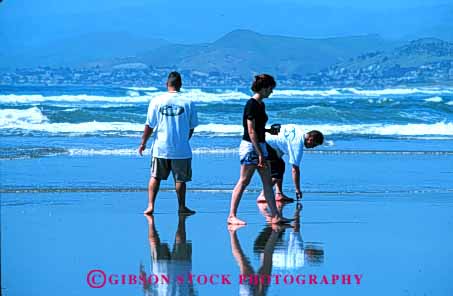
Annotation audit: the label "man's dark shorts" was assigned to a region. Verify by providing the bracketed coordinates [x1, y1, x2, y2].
[266, 143, 285, 180]
[151, 158, 192, 182]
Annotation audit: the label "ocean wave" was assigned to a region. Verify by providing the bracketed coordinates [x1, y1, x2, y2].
[126, 90, 140, 97]
[0, 94, 155, 104]
[1, 121, 143, 134]
[446, 101, 453, 106]
[344, 87, 453, 96]
[124, 86, 158, 91]
[2, 119, 453, 137]
[175, 89, 248, 102]
[67, 147, 239, 156]
[425, 96, 443, 102]
[366, 97, 394, 104]
[194, 123, 243, 135]
[305, 122, 453, 136]
[0, 107, 49, 125]
[0, 89, 249, 104]
[273, 89, 341, 97]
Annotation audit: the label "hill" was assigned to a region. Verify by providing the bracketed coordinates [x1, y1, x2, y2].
[312, 38, 453, 86]
[127, 30, 399, 77]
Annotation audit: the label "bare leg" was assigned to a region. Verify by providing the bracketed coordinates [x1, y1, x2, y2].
[144, 177, 161, 215]
[175, 214, 188, 244]
[175, 182, 195, 215]
[257, 178, 279, 203]
[228, 165, 255, 225]
[257, 163, 293, 224]
[228, 224, 254, 275]
[274, 179, 294, 202]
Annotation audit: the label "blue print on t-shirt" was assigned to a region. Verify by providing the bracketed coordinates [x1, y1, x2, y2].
[159, 105, 185, 116]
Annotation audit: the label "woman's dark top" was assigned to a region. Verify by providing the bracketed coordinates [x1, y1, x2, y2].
[242, 98, 268, 142]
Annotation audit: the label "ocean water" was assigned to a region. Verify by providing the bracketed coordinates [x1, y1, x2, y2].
[1, 85, 453, 192]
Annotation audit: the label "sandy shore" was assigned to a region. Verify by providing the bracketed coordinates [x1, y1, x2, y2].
[2, 190, 452, 295]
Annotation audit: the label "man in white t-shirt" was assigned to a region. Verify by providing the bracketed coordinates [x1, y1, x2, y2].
[138, 72, 199, 215]
[257, 124, 324, 202]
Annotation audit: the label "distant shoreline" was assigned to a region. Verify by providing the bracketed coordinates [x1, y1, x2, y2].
[2, 82, 453, 89]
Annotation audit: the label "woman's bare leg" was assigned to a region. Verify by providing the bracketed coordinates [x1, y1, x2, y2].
[228, 165, 256, 225]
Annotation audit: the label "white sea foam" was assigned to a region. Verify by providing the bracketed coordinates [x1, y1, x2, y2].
[0, 107, 48, 125]
[425, 96, 443, 102]
[344, 87, 453, 96]
[177, 89, 248, 103]
[0, 89, 249, 104]
[62, 108, 80, 112]
[194, 123, 243, 135]
[0, 121, 143, 134]
[273, 89, 341, 97]
[126, 90, 141, 97]
[0, 94, 155, 104]
[324, 140, 335, 147]
[125, 86, 158, 91]
[67, 147, 238, 156]
[302, 122, 453, 136]
[447, 101, 453, 106]
[2, 108, 452, 136]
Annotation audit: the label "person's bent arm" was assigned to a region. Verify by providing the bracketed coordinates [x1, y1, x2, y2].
[138, 125, 153, 156]
[292, 164, 302, 199]
[247, 119, 265, 168]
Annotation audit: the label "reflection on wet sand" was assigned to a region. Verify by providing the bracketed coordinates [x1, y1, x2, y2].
[229, 202, 324, 295]
[270, 203, 325, 269]
[141, 214, 196, 296]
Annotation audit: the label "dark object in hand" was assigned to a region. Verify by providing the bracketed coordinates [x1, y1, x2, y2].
[270, 124, 281, 134]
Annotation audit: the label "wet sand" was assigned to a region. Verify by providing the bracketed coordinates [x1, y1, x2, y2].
[2, 190, 453, 295]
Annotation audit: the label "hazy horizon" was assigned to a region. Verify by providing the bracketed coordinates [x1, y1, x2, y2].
[1, 0, 452, 46]
[1, 0, 452, 69]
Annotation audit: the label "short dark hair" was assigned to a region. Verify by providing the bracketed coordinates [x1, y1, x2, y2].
[308, 130, 324, 145]
[167, 71, 182, 89]
[251, 74, 276, 93]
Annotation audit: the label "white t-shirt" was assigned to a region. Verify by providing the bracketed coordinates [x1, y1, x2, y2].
[145, 92, 198, 159]
[266, 124, 305, 166]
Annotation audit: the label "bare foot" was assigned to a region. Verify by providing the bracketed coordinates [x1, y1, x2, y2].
[227, 216, 247, 225]
[144, 205, 154, 215]
[143, 213, 154, 224]
[256, 193, 266, 203]
[276, 193, 294, 203]
[178, 207, 196, 215]
[227, 224, 246, 232]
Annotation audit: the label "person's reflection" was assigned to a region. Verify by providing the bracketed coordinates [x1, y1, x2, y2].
[228, 203, 296, 296]
[141, 214, 196, 296]
[267, 202, 324, 269]
[229, 202, 324, 295]
[229, 223, 286, 296]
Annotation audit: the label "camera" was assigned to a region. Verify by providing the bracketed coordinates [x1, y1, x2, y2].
[270, 123, 281, 134]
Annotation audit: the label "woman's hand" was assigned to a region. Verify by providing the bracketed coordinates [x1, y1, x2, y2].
[257, 154, 266, 169]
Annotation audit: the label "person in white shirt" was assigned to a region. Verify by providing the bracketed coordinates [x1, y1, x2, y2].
[138, 72, 198, 215]
[257, 125, 323, 203]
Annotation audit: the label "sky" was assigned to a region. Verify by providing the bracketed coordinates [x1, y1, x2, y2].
[0, 0, 452, 71]
[1, 0, 452, 47]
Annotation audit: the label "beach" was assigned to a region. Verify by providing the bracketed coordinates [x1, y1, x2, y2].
[2, 152, 453, 296]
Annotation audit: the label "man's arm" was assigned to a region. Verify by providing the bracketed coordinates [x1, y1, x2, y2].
[138, 125, 154, 156]
[292, 164, 302, 199]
